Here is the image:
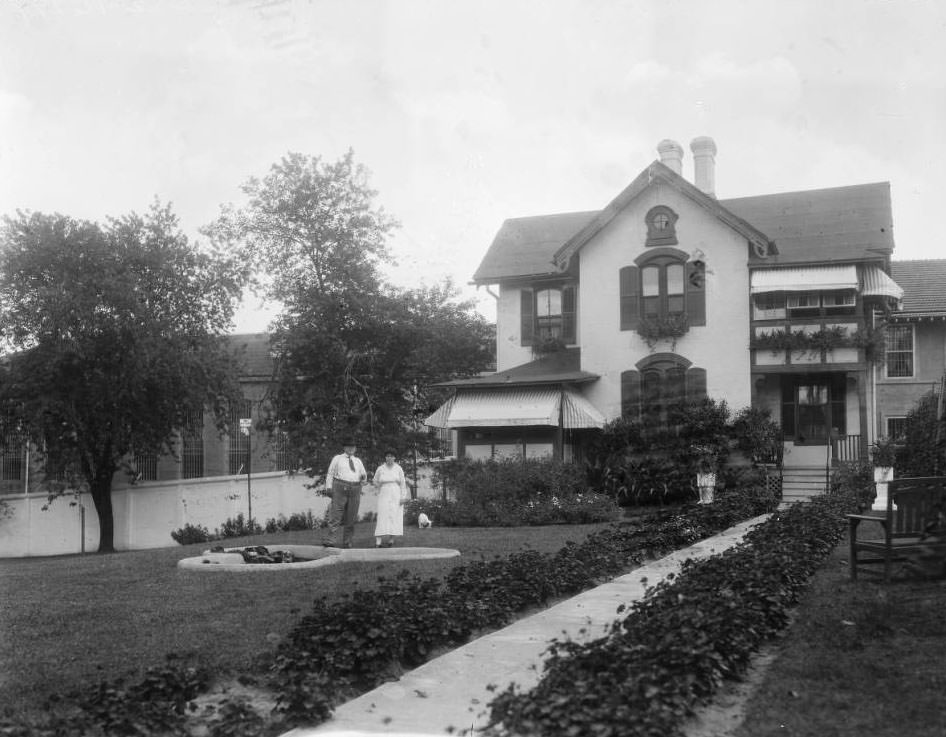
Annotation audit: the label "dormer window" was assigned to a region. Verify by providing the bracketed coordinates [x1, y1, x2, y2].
[645, 206, 679, 246]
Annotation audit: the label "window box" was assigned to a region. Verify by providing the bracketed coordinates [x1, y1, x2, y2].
[637, 313, 689, 351]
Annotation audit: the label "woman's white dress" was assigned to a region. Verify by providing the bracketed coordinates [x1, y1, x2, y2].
[373, 463, 406, 537]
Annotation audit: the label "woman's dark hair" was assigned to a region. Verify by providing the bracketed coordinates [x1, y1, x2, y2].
[383, 449, 397, 458]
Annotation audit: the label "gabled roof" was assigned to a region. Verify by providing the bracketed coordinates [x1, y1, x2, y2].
[724, 182, 894, 267]
[889, 260, 946, 318]
[472, 165, 895, 284]
[473, 211, 597, 283]
[552, 161, 773, 271]
[435, 347, 598, 388]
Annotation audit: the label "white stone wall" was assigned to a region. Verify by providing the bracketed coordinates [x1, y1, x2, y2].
[0, 465, 446, 558]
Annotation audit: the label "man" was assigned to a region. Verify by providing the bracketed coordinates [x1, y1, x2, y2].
[322, 437, 368, 548]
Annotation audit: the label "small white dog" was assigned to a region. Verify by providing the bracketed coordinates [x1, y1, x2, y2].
[417, 512, 433, 528]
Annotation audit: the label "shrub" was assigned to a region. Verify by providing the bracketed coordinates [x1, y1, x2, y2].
[170, 523, 213, 545]
[731, 406, 782, 464]
[440, 457, 589, 505]
[264, 511, 322, 533]
[830, 460, 875, 510]
[402, 490, 621, 527]
[897, 390, 945, 477]
[214, 513, 263, 539]
[584, 400, 791, 509]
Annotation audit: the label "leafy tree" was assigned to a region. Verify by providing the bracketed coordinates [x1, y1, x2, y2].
[206, 151, 493, 473]
[0, 203, 246, 552]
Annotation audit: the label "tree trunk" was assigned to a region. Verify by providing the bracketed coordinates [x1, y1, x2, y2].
[90, 475, 116, 553]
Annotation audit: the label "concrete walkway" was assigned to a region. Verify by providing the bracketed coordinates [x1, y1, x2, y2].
[283, 513, 771, 737]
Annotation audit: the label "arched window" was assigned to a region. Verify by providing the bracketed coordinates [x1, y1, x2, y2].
[620, 252, 705, 330]
[645, 206, 679, 246]
[621, 355, 706, 426]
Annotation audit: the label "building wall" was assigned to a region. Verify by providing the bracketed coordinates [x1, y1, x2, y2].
[875, 321, 946, 435]
[578, 188, 753, 418]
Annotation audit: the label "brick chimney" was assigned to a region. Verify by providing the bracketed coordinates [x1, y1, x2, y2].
[690, 136, 717, 197]
[656, 139, 684, 175]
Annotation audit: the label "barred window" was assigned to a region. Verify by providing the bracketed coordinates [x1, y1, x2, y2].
[133, 453, 157, 481]
[1, 431, 27, 492]
[228, 399, 252, 475]
[182, 409, 204, 479]
[886, 325, 914, 378]
[886, 417, 907, 440]
[271, 428, 293, 472]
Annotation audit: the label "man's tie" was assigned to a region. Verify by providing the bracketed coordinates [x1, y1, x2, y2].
[348, 457, 356, 472]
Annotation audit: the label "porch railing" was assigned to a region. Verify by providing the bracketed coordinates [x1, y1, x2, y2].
[831, 434, 862, 463]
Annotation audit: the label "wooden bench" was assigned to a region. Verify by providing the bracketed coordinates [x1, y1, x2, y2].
[848, 476, 946, 581]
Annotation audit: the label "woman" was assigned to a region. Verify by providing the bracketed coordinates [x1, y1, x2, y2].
[372, 450, 408, 547]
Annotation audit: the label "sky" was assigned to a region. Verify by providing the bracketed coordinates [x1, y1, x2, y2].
[2, 0, 945, 333]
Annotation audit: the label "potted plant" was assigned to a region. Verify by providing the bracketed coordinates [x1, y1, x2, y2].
[869, 436, 897, 510]
[692, 444, 717, 504]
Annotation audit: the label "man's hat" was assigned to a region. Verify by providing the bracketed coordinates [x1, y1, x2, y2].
[341, 437, 357, 447]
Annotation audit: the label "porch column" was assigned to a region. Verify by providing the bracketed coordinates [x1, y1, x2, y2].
[855, 369, 869, 460]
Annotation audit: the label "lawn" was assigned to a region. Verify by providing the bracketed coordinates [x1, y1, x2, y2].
[734, 522, 946, 737]
[0, 520, 613, 720]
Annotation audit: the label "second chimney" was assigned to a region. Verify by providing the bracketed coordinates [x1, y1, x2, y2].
[690, 136, 717, 196]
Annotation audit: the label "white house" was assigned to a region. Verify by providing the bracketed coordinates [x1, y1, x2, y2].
[426, 137, 908, 500]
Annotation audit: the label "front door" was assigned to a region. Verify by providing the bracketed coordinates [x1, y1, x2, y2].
[782, 374, 846, 446]
[796, 381, 829, 445]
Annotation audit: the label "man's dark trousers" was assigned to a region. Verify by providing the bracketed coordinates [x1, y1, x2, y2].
[324, 478, 362, 547]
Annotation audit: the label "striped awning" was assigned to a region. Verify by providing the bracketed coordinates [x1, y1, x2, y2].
[424, 388, 605, 429]
[859, 266, 904, 302]
[750, 265, 858, 294]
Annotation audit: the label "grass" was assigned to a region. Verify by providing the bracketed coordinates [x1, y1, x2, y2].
[735, 521, 946, 737]
[0, 519, 612, 720]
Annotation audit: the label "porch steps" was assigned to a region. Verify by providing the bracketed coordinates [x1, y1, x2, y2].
[781, 465, 830, 504]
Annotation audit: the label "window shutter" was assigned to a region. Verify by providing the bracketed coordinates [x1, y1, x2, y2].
[686, 367, 707, 401]
[520, 289, 534, 346]
[686, 261, 706, 326]
[561, 285, 576, 344]
[619, 266, 641, 330]
[621, 370, 642, 420]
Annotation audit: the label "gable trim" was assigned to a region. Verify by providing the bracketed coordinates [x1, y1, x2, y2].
[552, 161, 774, 271]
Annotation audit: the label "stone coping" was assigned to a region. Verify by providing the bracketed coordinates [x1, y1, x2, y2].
[177, 544, 460, 572]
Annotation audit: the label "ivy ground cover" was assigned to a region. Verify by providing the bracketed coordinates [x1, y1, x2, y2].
[484, 492, 856, 737]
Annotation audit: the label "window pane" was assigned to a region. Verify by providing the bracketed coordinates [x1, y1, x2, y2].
[666, 264, 684, 295]
[887, 418, 906, 439]
[641, 267, 659, 297]
[886, 326, 914, 377]
[643, 296, 660, 317]
[888, 325, 912, 351]
[535, 289, 561, 318]
[668, 295, 685, 314]
[798, 384, 828, 406]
